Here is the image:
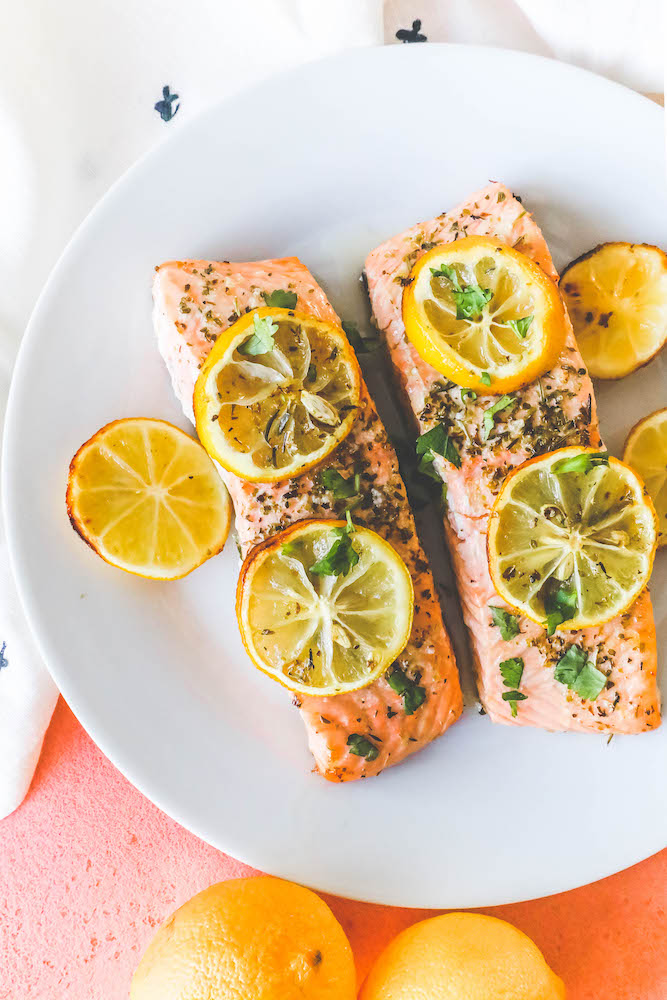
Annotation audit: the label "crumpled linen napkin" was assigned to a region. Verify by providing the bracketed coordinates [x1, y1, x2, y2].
[0, 0, 663, 819]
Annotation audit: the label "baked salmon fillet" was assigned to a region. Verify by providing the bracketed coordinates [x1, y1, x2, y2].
[153, 256, 462, 779]
[365, 182, 660, 734]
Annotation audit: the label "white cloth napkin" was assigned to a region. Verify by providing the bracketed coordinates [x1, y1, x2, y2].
[0, 0, 663, 820]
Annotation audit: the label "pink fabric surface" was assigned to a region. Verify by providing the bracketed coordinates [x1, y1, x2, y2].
[0, 698, 665, 999]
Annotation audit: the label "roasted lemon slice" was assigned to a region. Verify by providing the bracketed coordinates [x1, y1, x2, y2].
[402, 236, 566, 394]
[487, 447, 657, 632]
[194, 308, 361, 483]
[623, 407, 667, 547]
[67, 418, 231, 579]
[236, 518, 414, 696]
[560, 242, 667, 378]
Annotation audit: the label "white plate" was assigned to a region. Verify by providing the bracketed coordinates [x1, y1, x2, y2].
[4, 44, 666, 908]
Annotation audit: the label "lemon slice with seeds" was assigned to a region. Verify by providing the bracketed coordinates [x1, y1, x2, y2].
[67, 418, 231, 579]
[487, 447, 657, 631]
[402, 236, 567, 394]
[560, 242, 667, 379]
[194, 308, 361, 483]
[236, 518, 414, 696]
[623, 407, 667, 547]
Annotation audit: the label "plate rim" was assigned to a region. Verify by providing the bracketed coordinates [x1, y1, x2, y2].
[3, 42, 666, 908]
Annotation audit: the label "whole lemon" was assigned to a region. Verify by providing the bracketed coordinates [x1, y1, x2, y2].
[360, 912, 565, 1000]
[130, 877, 356, 1000]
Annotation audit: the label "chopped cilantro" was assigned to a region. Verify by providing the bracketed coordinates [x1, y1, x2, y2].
[572, 663, 606, 701]
[553, 451, 610, 475]
[417, 450, 443, 482]
[543, 578, 578, 635]
[310, 518, 358, 577]
[319, 468, 358, 499]
[261, 289, 297, 309]
[553, 644, 588, 686]
[499, 652, 526, 717]
[416, 424, 461, 472]
[482, 395, 515, 441]
[238, 313, 278, 355]
[499, 656, 524, 689]
[416, 423, 448, 457]
[553, 644, 607, 701]
[430, 262, 461, 288]
[502, 690, 527, 717]
[347, 734, 379, 761]
[490, 607, 520, 640]
[342, 319, 379, 354]
[480, 371, 492, 386]
[506, 315, 533, 338]
[430, 264, 493, 320]
[388, 666, 426, 716]
[453, 283, 493, 321]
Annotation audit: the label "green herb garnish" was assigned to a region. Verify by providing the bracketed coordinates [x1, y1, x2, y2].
[281, 539, 299, 557]
[499, 654, 526, 717]
[453, 284, 493, 321]
[347, 734, 379, 761]
[430, 263, 461, 287]
[543, 578, 578, 635]
[553, 451, 610, 475]
[502, 690, 527, 717]
[499, 656, 524, 689]
[553, 644, 606, 701]
[319, 468, 358, 499]
[388, 666, 427, 716]
[506, 315, 533, 338]
[238, 313, 278, 355]
[480, 371, 492, 386]
[461, 387, 477, 401]
[430, 263, 493, 320]
[261, 289, 297, 309]
[572, 662, 607, 701]
[482, 395, 515, 441]
[490, 607, 520, 640]
[306, 363, 317, 383]
[310, 516, 358, 577]
[553, 644, 588, 686]
[342, 319, 379, 354]
[416, 424, 461, 474]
